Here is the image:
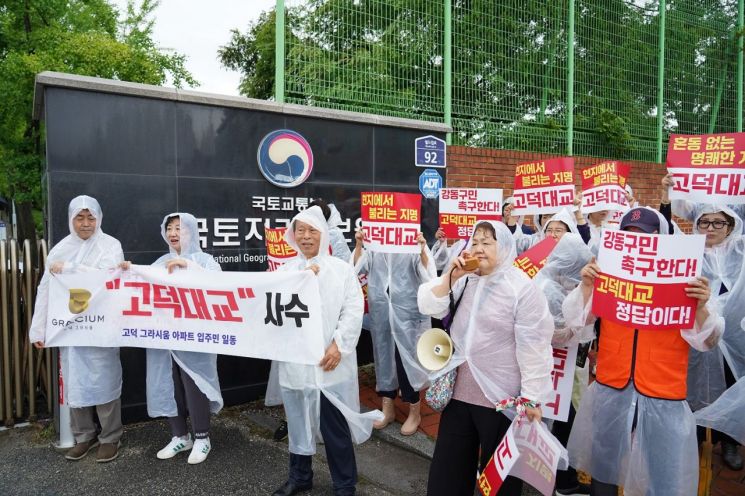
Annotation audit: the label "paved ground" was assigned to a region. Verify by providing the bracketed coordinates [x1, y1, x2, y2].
[0, 404, 428, 496]
[1, 365, 741, 496]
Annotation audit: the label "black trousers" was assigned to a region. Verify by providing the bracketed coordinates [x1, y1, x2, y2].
[551, 403, 580, 489]
[168, 359, 211, 439]
[289, 394, 357, 496]
[378, 346, 419, 404]
[427, 399, 523, 496]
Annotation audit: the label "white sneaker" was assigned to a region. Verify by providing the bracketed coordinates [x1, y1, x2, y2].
[156, 435, 193, 460]
[187, 437, 211, 465]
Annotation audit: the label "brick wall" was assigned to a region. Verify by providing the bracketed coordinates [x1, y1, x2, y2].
[446, 146, 689, 230]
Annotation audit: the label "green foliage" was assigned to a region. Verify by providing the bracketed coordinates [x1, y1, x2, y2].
[221, 1, 739, 161]
[219, 10, 278, 100]
[0, 0, 196, 210]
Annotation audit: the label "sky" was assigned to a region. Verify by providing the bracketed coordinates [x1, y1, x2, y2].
[110, 0, 277, 96]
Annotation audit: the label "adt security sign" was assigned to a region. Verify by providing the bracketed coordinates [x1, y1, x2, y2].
[415, 135, 446, 168]
[419, 169, 442, 199]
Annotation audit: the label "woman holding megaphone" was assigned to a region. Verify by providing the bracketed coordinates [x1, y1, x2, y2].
[418, 221, 555, 496]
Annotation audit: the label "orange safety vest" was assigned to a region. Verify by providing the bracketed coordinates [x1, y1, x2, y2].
[595, 319, 690, 400]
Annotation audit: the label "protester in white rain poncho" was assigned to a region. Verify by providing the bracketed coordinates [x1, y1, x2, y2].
[418, 220, 555, 496]
[685, 204, 745, 470]
[533, 233, 593, 495]
[267, 200, 353, 442]
[671, 197, 745, 234]
[562, 206, 724, 496]
[143, 213, 223, 465]
[508, 206, 591, 254]
[352, 227, 436, 435]
[271, 206, 382, 496]
[430, 227, 466, 272]
[29, 195, 124, 463]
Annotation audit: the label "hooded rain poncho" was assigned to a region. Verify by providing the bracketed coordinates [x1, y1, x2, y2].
[418, 221, 555, 406]
[146, 213, 224, 418]
[354, 233, 437, 393]
[688, 205, 745, 410]
[28, 195, 124, 408]
[562, 206, 724, 495]
[513, 208, 580, 255]
[278, 206, 383, 455]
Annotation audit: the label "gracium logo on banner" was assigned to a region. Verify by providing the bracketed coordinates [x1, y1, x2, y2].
[51, 287, 105, 330]
[257, 129, 314, 188]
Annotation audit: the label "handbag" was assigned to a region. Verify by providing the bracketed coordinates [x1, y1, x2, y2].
[424, 277, 469, 412]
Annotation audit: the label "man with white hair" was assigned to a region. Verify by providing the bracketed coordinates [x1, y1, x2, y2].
[29, 195, 125, 463]
[271, 206, 382, 496]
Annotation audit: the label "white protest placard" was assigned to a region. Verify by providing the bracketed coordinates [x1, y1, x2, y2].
[542, 346, 578, 422]
[361, 192, 421, 254]
[593, 229, 705, 330]
[438, 188, 503, 239]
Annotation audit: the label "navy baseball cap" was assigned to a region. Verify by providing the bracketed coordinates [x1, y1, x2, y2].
[620, 207, 660, 234]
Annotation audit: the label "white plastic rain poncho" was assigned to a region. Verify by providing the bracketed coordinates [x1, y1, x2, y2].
[534, 233, 593, 410]
[418, 221, 555, 406]
[327, 203, 352, 262]
[431, 238, 467, 272]
[278, 206, 383, 455]
[29, 195, 124, 408]
[695, 375, 745, 445]
[513, 208, 580, 255]
[562, 207, 725, 495]
[673, 199, 745, 234]
[688, 205, 745, 410]
[146, 213, 223, 418]
[354, 238, 437, 393]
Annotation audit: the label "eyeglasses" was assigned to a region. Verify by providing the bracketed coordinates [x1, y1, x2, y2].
[697, 220, 731, 230]
[545, 228, 567, 235]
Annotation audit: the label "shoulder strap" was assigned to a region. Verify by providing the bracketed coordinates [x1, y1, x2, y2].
[446, 278, 469, 331]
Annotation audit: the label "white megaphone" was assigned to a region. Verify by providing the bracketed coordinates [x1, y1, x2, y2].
[416, 328, 454, 371]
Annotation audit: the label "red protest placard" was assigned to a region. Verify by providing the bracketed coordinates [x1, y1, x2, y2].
[513, 237, 558, 278]
[666, 132, 745, 204]
[592, 229, 705, 330]
[361, 192, 421, 253]
[512, 157, 575, 215]
[478, 426, 520, 496]
[264, 227, 297, 271]
[581, 161, 631, 213]
[439, 188, 503, 239]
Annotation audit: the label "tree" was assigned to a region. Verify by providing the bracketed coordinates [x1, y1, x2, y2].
[219, 9, 278, 100]
[219, 1, 740, 161]
[0, 0, 197, 239]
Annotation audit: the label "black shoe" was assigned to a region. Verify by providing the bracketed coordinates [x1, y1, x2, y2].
[555, 483, 591, 495]
[272, 480, 313, 496]
[722, 441, 744, 471]
[273, 420, 288, 442]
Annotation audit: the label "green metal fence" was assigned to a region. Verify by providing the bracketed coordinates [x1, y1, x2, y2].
[276, 0, 744, 163]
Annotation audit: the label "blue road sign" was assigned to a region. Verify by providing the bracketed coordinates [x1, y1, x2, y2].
[415, 135, 446, 168]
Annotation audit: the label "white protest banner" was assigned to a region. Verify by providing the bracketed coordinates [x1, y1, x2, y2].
[361, 192, 421, 253]
[438, 188, 503, 239]
[45, 265, 325, 364]
[666, 132, 745, 204]
[512, 157, 575, 215]
[479, 418, 566, 496]
[542, 346, 578, 422]
[593, 229, 705, 330]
